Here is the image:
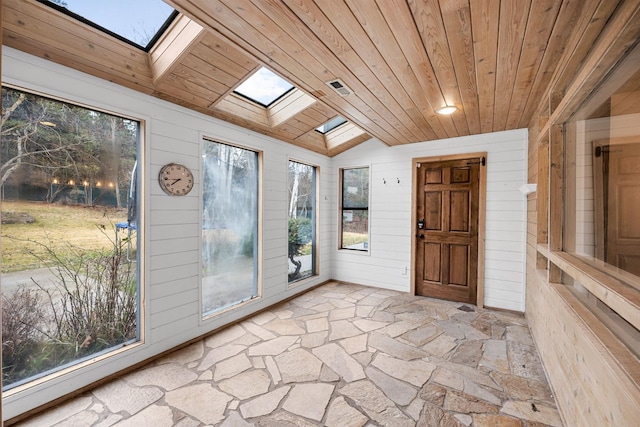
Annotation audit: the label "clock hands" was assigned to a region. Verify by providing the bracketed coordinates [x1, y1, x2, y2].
[164, 177, 182, 186]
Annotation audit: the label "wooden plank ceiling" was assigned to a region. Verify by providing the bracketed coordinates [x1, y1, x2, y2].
[2, 0, 617, 156]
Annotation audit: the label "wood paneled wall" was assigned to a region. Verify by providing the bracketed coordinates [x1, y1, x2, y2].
[525, 2, 640, 425]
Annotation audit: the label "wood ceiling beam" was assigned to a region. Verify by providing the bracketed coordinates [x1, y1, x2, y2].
[373, 0, 453, 140]
[166, 0, 405, 146]
[149, 15, 207, 85]
[3, 0, 153, 91]
[315, 0, 436, 141]
[493, 0, 531, 132]
[246, 0, 410, 145]
[470, 0, 499, 134]
[269, 89, 317, 128]
[440, 0, 481, 135]
[409, 0, 469, 136]
[504, 0, 561, 130]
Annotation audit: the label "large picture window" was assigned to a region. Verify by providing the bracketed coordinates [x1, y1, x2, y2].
[288, 161, 316, 283]
[202, 140, 259, 316]
[1, 87, 141, 390]
[340, 167, 369, 251]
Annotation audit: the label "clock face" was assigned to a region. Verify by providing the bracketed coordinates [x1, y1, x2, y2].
[159, 163, 194, 196]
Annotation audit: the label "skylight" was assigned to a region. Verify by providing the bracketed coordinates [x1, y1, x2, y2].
[316, 116, 347, 134]
[234, 67, 295, 107]
[40, 0, 177, 51]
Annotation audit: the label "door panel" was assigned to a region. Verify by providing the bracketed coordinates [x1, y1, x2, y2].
[425, 192, 442, 230]
[449, 245, 469, 286]
[415, 158, 480, 304]
[606, 143, 640, 276]
[424, 243, 441, 282]
[450, 191, 470, 232]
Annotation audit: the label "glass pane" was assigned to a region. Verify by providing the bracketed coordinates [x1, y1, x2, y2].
[202, 141, 258, 316]
[288, 161, 316, 283]
[563, 42, 640, 282]
[341, 167, 369, 251]
[316, 116, 347, 134]
[41, 0, 176, 50]
[1, 87, 140, 390]
[343, 167, 369, 208]
[234, 67, 295, 107]
[342, 210, 369, 250]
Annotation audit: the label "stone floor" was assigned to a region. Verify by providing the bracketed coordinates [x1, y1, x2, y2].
[17, 282, 563, 427]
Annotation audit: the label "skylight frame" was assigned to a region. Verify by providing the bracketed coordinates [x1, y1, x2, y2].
[316, 116, 348, 134]
[233, 67, 296, 108]
[37, 0, 179, 52]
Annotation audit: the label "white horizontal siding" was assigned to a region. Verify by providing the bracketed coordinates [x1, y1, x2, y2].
[333, 130, 528, 312]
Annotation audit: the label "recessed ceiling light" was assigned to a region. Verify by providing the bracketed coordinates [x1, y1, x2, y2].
[436, 105, 458, 115]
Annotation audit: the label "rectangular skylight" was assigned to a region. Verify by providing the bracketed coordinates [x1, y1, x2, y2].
[234, 67, 295, 107]
[39, 0, 177, 51]
[316, 116, 347, 134]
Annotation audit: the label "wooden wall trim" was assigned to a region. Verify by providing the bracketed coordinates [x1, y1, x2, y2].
[538, 247, 640, 332]
[529, 273, 640, 426]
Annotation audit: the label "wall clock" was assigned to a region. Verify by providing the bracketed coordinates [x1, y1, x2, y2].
[158, 163, 194, 196]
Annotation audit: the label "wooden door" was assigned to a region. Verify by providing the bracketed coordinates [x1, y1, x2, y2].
[594, 141, 640, 276]
[415, 157, 480, 304]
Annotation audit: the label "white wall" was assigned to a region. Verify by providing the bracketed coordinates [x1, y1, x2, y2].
[332, 130, 529, 312]
[1, 48, 332, 420]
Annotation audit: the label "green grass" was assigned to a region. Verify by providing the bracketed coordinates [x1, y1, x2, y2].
[342, 232, 368, 247]
[1, 201, 128, 273]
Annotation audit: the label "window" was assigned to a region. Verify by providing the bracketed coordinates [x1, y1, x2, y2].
[202, 140, 259, 316]
[316, 116, 347, 134]
[288, 161, 317, 283]
[558, 40, 640, 357]
[340, 167, 369, 251]
[234, 67, 295, 107]
[39, 0, 177, 51]
[1, 87, 141, 390]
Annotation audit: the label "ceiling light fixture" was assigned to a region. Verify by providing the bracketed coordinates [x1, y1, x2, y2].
[436, 105, 457, 115]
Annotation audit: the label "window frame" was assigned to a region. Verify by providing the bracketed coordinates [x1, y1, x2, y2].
[36, 0, 178, 52]
[233, 67, 296, 108]
[338, 166, 370, 253]
[287, 159, 319, 285]
[0, 84, 146, 394]
[200, 137, 263, 320]
[537, 38, 640, 334]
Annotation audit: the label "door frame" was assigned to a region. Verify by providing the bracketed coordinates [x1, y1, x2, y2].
[411, 152, 487, 307]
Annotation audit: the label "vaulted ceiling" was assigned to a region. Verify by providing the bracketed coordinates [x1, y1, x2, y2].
[2, 0, 621, 156]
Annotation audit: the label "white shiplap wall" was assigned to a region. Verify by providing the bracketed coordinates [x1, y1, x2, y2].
[332, 131, 529, 312]
[1, 48, 332, 419]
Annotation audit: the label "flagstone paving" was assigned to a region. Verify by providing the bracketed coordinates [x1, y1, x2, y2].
[17, 282, 562, 427]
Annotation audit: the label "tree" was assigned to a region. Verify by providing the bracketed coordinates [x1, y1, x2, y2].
[1, 91, 86, 197]
[1, 87, 137, 205]
[288, 216, 311, 280]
